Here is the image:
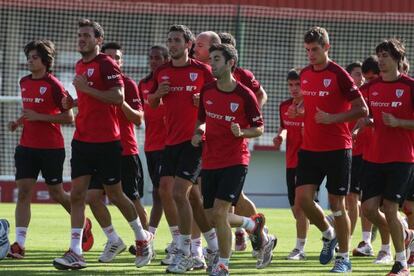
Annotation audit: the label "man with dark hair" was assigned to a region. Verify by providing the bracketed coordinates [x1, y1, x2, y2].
[192, 43, 275, 275]
[148, 24, 219, 273]
[53, 19, 152, 270]
[351, 55, 393, 264]
[362, 55, 381, 82]
[345, 61, 371, 256]
[84, 41, 148, 263]
[360, 38, 414, 276]
[273, 68, 310, 260]
[294, 26, 368, 273]
[131, 44, 170, 257]
[8, 40, 74, 259]
[217, 31, 269, 253]
[218, 32, 236, 48]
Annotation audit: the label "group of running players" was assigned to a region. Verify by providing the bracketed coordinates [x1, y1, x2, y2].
[2, 19, 414, 276]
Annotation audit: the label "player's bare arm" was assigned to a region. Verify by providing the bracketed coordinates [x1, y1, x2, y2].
[256, 86, 268, 108]
[22, 109, 74, 124]
[121, 101, 143, 126]
[231, 122, 264, 138]
[73, 75, 124, 105]
[191, 120, 205, 147]
[382, 112, 414, 129]
[148, 80, 169, 108]
[272, 127, 285, 150]
[315, 96, 368, 124]
[8, 116, 24, 132]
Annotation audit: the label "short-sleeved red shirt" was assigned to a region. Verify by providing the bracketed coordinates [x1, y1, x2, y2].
[150, 59, 214, 146]
[19, 73, 68, 149]
[300, 61, 362, 151]
[119, 75, 142, 156]
[279, 98, 303, 168]
[74, 54, 124, 143]
[364, 75, 414, 163]
[198, 81, 263, 169]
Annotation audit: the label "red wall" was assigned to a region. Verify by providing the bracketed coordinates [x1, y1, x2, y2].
[0, 181, 71, 203]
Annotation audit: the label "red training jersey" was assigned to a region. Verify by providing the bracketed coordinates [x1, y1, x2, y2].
[150, 59, 214, 146]
[300, 61, 362, 151]
[364, 75, 414, 163]
[74, 53, 124, 143]
[19, 73, 68, 149]
[139, 74, 166, 152]
[118, 75, 142, 156]
[233, 67, 261, 94]
[279, 98, 303, 168]
[198, 81, 264, 169]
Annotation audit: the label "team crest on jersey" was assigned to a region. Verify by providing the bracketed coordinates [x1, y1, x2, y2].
[323, 79, 331, 88]
[189, 73, 198, 82]
[87, 68, 94, 77]
[230, 102, 239, 112]
[39, 86, 47, 95]
[396, 89, 404, 98]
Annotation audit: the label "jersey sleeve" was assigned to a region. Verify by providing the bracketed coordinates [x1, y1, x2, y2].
[197, 86, 207, 123]
[243, 88, 264, 127]
[242, 68, 261, 93]
[100, 58, 124, 89]
[337, 70, 362, 101]
[51, 80, 69, 112]
[124, 78, 142, 111]
[279, 102, 285, 129]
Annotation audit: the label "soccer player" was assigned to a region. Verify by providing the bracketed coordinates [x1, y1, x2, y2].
[85, 42, 148, 263]
[192, 43, 276, 275]
[53, 19, 151, 270]
[148, 25, 219, 273]
[7, 40, 74, 259]
[218, 31, 269, 251]
[294, 27, 368, 273]
[345, 61, 370, 252]
[194, 31, 221, 64]
[360, 39, 414, 276]
[273, 68, 309, 260]
[135, 45, 169, 255]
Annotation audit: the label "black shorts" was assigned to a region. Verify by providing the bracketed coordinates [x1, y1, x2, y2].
[296, 149, 351, 196]
[160, 141, 202, 184]
[286, 168, 297, 206]
[145, 150, 163, 188]
[14, 145, 65, 185]
[71, 140, 121, 185]
[350, 155, 364, 194]
[89, 154, 144, 200]
[361, 161, 414, 204]
[405, 175, 414, 202]
[286, 167, 320, 207]
[201, 165, 248, 209]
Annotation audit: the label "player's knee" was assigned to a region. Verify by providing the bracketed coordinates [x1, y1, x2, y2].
[71, 189, 86, 203]
[17, 188, 31, 202]
[173, 189, 187, 203]
[49, 189, 64, 203]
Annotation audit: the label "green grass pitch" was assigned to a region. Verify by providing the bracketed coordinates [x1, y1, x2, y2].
[0, 203, 390, 275]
